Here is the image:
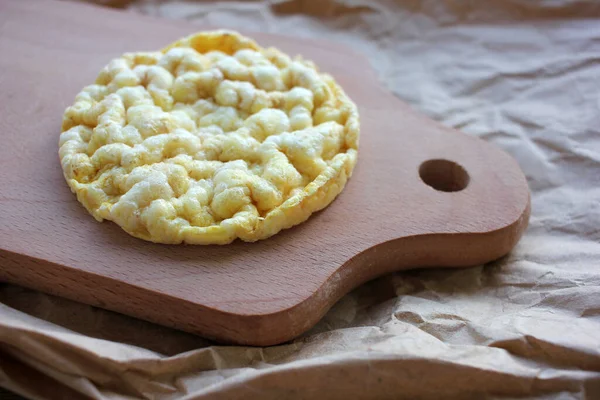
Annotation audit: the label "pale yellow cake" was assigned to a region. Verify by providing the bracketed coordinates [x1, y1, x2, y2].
[59, 30, 360, 244]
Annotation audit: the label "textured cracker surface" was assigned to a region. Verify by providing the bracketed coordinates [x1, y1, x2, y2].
[59, 30, 360, 244]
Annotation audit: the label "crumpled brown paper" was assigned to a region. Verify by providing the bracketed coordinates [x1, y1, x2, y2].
[2, 0, 600, 399]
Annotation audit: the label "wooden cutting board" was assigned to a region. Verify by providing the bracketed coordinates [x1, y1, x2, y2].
[0, 0, 530, 346]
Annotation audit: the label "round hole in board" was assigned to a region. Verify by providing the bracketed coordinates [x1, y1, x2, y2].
[419, 159, 470, 192]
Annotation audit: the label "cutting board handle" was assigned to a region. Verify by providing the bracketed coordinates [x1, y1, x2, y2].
[343, 108, 531, 280]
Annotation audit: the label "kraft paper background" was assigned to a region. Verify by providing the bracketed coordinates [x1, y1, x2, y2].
[1, 0, 599, 398]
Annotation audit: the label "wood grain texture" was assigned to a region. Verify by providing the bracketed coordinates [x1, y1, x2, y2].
[0, 0, 530, 346]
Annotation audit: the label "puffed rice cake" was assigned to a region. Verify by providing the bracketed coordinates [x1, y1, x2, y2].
[59, 30, 360, 244]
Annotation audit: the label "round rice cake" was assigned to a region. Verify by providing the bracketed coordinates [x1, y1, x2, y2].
[59, 30, 360, 244]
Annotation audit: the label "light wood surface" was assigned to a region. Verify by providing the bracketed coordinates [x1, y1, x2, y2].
[0, 0, 530, 346]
